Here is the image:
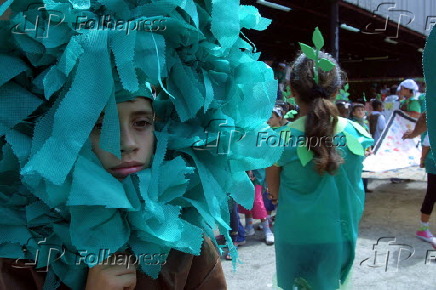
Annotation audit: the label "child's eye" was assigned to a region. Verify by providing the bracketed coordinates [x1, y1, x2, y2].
[133, 119, 153, 128]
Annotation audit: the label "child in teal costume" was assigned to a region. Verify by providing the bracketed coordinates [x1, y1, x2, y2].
[267, 52, 373, 290]
[0, 0, 282, 288]
[350, 103, 369, 132]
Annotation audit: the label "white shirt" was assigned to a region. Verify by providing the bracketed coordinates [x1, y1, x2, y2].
[371, 111, 387, 144]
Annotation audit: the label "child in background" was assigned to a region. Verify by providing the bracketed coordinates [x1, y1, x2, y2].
[350, 103, 372, 192]
[350, 103, 369, 131]
[226, 199, 246, 260]
[239, 170, 275, 245]
[267, 107, 287, 129]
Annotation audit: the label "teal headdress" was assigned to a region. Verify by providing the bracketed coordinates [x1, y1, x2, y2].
[0, 1, 281, 288]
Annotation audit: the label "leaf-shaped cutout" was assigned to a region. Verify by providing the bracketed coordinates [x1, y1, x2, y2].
[350, 121, 372, 138]
[297, 145, 314, 167]
[344, 83, 349, 91]
[318, 58, 335, 71]
[313, 27, 324, 50]
[344, 132, 365, 156]
[299, 43, 316, 60]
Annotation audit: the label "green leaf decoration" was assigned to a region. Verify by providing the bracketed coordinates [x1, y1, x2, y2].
[284, 110, 298, 119]
[344, 132, 365, 156]
[283, 85, 292, 99]
[313, 27, 324, 50]
[297, 145, 314, 167]
[318, 58, 335, 71]
[350, 121, 372, 138]
[336, 84, 350, 101]
[299, 43, 317, 60]
[298, 27, 335, 84]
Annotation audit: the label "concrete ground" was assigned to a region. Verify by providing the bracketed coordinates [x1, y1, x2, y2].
[221, 179, 436, 290]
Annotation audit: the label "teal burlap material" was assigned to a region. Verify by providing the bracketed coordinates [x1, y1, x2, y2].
[424, 27, 436, 166]
[0, 1, 282, 288]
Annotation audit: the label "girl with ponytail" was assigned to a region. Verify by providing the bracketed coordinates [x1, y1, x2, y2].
[267, 51, 373, 289]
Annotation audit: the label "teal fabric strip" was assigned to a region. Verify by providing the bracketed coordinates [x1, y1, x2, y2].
[0, 82, 42, 136]
[0, 54, 28, 86]
[22, 31, 113, 185]
[424, 27, 436, 155]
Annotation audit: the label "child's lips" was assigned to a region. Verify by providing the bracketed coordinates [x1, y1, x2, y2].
[109, 162, 144, 179]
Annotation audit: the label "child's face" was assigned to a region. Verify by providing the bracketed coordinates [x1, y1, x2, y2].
[352, 107, 365, 118]
[267, 112, 282, 128]
[399, 87, 412, 99]
[90, 97, 155, 180]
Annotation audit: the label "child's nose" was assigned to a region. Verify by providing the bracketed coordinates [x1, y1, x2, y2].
[120, 127, 138, 154]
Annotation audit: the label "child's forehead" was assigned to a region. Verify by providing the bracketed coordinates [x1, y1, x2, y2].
[118, 97, 153, 109]
[97, 98, 153, 119]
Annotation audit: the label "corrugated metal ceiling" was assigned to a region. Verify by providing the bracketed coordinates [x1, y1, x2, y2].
[343, 0, 436, 36]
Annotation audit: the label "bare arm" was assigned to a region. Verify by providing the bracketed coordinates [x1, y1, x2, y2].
[403, 112, 427, 139]
[266, 166, 282, 205]
[86, 254, 136, 290]
[421, 146, 431, 168]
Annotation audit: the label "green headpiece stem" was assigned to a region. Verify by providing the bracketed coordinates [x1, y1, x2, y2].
[298, 27, 336, 84]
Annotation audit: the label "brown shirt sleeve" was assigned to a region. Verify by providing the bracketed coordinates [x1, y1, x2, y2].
[135, 236, 227, 290]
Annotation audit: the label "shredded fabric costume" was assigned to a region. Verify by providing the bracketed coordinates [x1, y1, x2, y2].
[0, 1, 282, 289]
[424, 26, 436, 162]
[273, 117, 373, 290]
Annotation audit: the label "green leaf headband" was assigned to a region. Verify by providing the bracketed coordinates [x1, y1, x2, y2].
[284, 110, 298, 119]
[299, 27, 336, 84]
[336, 83, 350, 101]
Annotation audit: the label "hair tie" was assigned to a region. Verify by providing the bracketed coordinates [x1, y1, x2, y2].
[310, 86, 328, 100]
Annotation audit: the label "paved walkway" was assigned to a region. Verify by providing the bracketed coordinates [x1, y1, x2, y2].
[221, 179, 436, 289]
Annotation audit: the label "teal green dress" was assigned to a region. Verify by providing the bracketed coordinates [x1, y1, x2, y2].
[274, 117, 373, 290]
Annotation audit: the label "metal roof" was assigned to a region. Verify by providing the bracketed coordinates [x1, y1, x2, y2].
[343, 0, 436, 36]
[241, 0, 426, 80]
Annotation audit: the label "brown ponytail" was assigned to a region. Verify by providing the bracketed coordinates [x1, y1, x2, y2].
[290, 52, 344, 174]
